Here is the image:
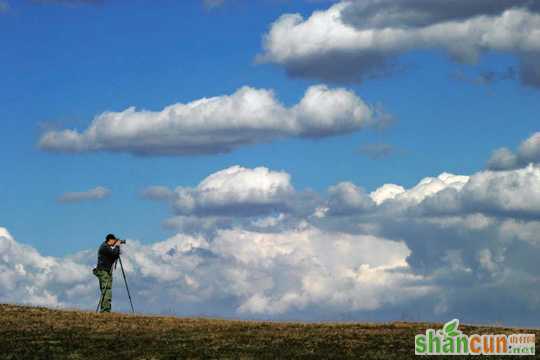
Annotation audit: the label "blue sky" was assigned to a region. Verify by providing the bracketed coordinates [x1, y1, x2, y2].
[2, 0, 538, 256]
[1, 0, 540, 324]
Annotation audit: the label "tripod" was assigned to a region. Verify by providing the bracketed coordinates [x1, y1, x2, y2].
[96, 256, 135, 313]
[118, 256, 135, 313]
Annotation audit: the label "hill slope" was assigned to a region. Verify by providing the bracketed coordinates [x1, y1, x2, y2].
[0, 304, 537, 359]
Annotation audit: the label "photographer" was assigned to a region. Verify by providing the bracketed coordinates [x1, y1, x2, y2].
[92, 234, 124, 313]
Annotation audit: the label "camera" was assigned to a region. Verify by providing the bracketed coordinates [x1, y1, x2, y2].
[119, 239, 127, 244]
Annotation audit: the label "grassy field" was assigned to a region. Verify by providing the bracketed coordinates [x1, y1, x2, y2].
[0, 304, 537, 359]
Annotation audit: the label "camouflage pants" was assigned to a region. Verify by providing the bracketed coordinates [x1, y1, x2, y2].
[93, 268, 113, 313]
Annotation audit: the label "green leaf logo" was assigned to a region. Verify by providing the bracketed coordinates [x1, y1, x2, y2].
[442, 319, 461, 338]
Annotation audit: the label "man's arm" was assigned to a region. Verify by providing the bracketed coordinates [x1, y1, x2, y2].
[99, 242, 121, 259]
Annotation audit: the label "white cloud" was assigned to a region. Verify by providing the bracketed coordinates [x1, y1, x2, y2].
[316, 172, 469, 216]
[499, 219, 540, 247]
[388, 172, 469, 206]
[39, 85, 380, 156]
[0, 225, 426, 319]
[458, 165, 540, 216]
[487, 147, 520, 171]
[488, 132, 540, 170]
[326, 182, 374, 215]
[410, 165, 540, 219]
[257, 1, 540, 86]
[317, 164, 540, 220]
[370, 183, 405, 205]
[148, 166, 295, 217]
[314, 165, 540, 326]
[57, 186, 111, 203]
[340, 0, 540, 30]
[0, 228, 92, 308]
[5, 160, 540, 325]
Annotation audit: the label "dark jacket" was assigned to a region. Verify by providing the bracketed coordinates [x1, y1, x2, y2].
[96, 241, 120, 272]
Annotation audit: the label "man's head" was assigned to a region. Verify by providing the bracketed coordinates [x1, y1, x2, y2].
[105, 233, 118, 245]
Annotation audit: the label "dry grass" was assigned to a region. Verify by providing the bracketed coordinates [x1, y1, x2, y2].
[0, 304, 537, 359]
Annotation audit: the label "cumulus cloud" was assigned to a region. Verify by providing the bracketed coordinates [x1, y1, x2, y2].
[378, 172, 468, 207]
[145, 166, 294, 217]
[320, 166, 540, 220]
[0, 228, 93, 308]
[417, 165, 540, 219]
[39, 85, 381, 156]
[340, 0, 540, 30]
[143, 166, 321, 236]
[487, 132, 540, 170]
[57, 186, 111, 204]
[317, 167, 540, 325]
[137, 162, 540, 324]
[0, 225, 426, 319]
[326, 182, 374, 215]
[5, 160, 540, 325]
[257, 1, 540, 86]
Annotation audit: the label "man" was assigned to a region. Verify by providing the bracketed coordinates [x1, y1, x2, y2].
[93, 234, 122, 313]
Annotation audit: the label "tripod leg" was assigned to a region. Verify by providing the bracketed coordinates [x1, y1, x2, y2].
[118, 256, 135, 313]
